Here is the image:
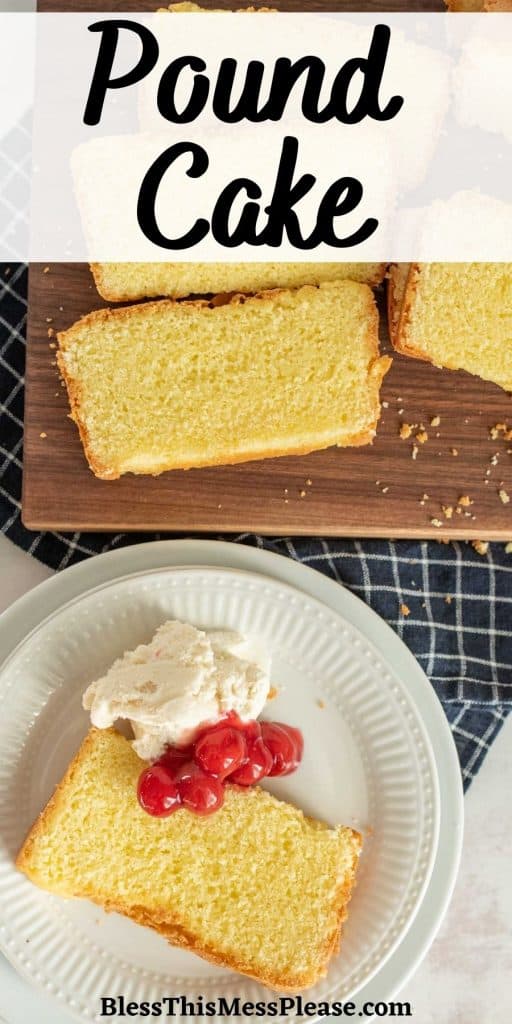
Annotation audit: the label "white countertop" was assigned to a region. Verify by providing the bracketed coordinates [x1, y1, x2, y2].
[0, 531, 510, 1024]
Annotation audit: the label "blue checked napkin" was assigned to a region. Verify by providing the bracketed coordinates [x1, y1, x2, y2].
[1, 263, 511, 790]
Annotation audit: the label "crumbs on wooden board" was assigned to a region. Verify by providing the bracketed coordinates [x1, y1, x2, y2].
[490, 423, 512, 443]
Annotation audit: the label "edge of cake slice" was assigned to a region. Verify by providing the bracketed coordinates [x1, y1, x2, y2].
[89, 262, 387, 303]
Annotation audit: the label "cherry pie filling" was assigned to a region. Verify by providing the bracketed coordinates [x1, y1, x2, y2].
[137, 712, 303, 817]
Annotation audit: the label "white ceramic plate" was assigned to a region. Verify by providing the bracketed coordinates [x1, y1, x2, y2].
[0, 560, 441, 1023]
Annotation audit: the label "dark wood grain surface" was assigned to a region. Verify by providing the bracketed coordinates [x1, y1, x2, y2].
[24, 264, 512, 537]
[38, 1, 444, 12]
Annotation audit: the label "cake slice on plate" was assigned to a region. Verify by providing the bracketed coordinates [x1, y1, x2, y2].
[17, 727, 362, 993]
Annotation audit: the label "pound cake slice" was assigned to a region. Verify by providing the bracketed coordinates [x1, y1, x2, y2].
[90, 262, 386, 303]
[17, 728, 362, 993]
[392, 263, 512, 393]
[57, 281, 390, 480]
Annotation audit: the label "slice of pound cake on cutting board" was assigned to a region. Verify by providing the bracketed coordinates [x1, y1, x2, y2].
[388, 263, 512, 393]
[57, 281, 390, 480]
[17, 727, 362, 993]
[91, 262, 386, 303]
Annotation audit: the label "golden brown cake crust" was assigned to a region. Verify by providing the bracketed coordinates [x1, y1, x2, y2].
[386, 264, 410, 348]
[58, 284, 391, 480]
[390, 263, 437, 365]
[97, 875, 360, 995]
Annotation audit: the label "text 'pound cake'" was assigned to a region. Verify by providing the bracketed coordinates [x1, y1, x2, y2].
[388, 263, 512, 394]
[90, 262, 387, 303]
[17, 727, 362, 993]
[57, 281, 391, 480]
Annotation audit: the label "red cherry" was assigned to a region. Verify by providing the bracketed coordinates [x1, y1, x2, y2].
[137, 764, 182, 817]
[195, 711, 244, 739]
[219, 710, 244, 730]
[239, 718, 262, 741]
[174, 759, 198, 783]
[194, 726, 247, 780]
[156, 745, 193, 776]
[260, 721, 303, 777]
[281, 723, 304, 760]
[229, 736, 273, 786]
[176, 761, 224, 816]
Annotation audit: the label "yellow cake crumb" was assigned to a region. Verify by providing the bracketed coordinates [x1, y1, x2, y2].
[399, 422, 413, 439]
[472, 540, 489, 556]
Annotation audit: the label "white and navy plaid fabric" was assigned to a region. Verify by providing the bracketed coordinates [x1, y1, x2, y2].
[1, 262, 511, 791]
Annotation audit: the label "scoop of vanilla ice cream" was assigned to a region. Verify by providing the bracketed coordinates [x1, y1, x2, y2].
[82, 620, 271, 761]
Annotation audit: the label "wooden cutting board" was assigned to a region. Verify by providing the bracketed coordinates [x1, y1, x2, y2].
[38, 1, 443, 11]
[23, 263, 512, 537]
[26, 0, 511, 537]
